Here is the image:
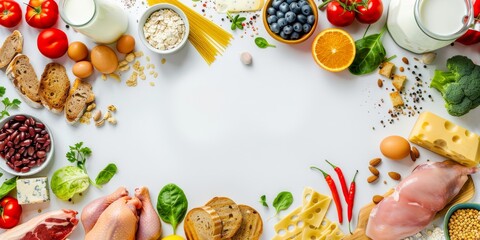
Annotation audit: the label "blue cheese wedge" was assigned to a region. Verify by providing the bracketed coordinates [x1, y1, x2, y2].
[216, 0, 264, 13]
[16, 177, 50, 204]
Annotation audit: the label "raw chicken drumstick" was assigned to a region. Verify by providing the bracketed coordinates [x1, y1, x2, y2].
[135, 186, 162, 240]
[366, 161, 477, 240]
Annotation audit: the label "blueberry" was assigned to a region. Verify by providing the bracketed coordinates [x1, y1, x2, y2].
[289, 2, 299, 11]
[277, 18, 287, 28]
[272, 0, 284, 9]
[286, 0, 295, 3]
[307, 14, 315, 24]
[267, 7, 276, 15]
[303, 23, 312, 33]
[267, 15, 278, 24]
[280, 31, 290, 40]
[297, 14, 307, 23]
[298, 0, 308, 7]
[279, 2, 289, 12]
[285, 11, 296, 23]
[291, 32, 300, 40]
[283, 25, 293, 34]
[270, 23, 280, 33]
[276, 11, 285, 18]
[301, 5, 312, 15]
[293, 22, 303, 32]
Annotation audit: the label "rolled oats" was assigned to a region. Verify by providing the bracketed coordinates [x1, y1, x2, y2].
[143, 9, 186, 51]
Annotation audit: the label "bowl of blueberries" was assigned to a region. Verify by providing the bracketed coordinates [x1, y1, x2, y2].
[263, 0, 318, 44]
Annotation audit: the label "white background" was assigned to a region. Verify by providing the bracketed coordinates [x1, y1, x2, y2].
[0, 0, 479, 239]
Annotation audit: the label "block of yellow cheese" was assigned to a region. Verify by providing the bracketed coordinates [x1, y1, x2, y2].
[215, 0, 264, 13]
[409, 111, 480, 167]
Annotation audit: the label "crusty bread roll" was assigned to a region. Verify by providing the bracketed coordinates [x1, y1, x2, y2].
[185, 206, 222, 240]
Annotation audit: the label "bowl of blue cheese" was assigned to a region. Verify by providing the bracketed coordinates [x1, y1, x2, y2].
[138, 3, 190, 54]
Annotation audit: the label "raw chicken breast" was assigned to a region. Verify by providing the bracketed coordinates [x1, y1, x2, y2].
[366, 161, 477, 240]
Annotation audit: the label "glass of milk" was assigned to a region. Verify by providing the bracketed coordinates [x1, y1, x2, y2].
[387, 0, 474, 53]
[59, 0, 129, 44]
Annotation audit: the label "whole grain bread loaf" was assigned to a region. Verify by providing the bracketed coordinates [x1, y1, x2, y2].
[64, 78, 95, 124]
[39, 63, 70, 113]
[6, 54, 42, 108]
[185, 206, 222, 240]
[0, 30, 23, 68]
[205, 197, 243, 239]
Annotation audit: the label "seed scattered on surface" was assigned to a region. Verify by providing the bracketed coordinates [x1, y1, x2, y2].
[388, 171, 401, 181]
[367, 175, 379, 183]
[402, 57, 409, 64]
[372, 195, 384, 204]
[377, 79, 383, 88]
[369, 166, 379, 176]
[369, 158, 382, 167]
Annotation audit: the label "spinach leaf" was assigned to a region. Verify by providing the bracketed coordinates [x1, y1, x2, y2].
[273, 191, 293, 215]
[255, 37, 276, 49]
[157, 183, 188, 234]
[348, 29, 386, 75]
[95, 163, 117, 186]
[0, 176, 17, 199]
[51, 166, 90, 201]
[260, 195, 268, 207]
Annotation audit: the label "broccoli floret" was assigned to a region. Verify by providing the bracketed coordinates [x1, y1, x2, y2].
[430, 55, 480, 116]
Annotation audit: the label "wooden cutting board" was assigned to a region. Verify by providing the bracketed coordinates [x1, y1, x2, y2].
[344, 176, 475, 240]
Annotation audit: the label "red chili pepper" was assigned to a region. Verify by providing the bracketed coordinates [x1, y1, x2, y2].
[325, 159, 349, 202]
[348, 170, 359, 234]
[311, 166, 343, 224]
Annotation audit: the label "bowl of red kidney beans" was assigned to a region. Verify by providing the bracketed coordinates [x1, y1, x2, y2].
[0, 114, 54, 176]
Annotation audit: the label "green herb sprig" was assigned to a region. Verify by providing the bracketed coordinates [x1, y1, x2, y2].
[0, 86, 21, 120]
[260, 195, 268, 207]
[227, 12, 246, 30]
[255, 37, 276, 49]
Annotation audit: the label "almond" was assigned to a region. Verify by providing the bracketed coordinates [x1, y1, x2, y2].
[410, 150, 417, 162]
[372, 195, 384, 204]
[388, 172, 401, 181]
[412, 146, 420, 158]
[402, 57, 409, 64]
[369, 166, 379, 176]
[377, 79, 383, 88]
[369, 158, 382, 167]
[367, 175, 379, 183]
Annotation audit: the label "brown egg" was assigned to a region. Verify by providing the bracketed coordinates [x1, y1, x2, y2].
[68, 42, 89, 62]
[72, 61, 93, 79]
[116, 35, 135, 54]
[90, 45, 118, 74]
[380, 136, 411, 160]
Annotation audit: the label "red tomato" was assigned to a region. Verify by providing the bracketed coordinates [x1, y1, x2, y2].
[327, 1, 356, 27]
[0, 0, 22, 28]
[37, 28, 68, 58]
[25, 0, 59, 29]
[355, 0, 383, 24]
[0, 196, 22, 229]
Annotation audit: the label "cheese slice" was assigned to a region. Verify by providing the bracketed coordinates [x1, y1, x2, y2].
[215, 0, 264, 13]
[409, 111, 480, 167]
[301, 218, 345, 240]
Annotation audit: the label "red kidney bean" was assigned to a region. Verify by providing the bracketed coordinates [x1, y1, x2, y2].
[18, 126, 27, 132]
[20, 139, 32, 147]
[20, 167, 29, 173]
[14, 160, 22, 167]
[27, 147, 34, 156]
[28, 127, 35, 136]
[36, 151, 46, 158]
[0, 133, 7, 141]
[14, 115, 26, 121]
[10, 122, 20, 130]
[5, 129, 13, 134]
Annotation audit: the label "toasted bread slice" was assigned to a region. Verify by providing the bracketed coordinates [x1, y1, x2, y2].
[205, 197, 242, 239]
[64, 79, 95, 124]
[39, 63, 70, 113]
[0, 30, 23, 68]
[5, 54, 42, 108]
[185, 206, 222, 240]
[231, 205, 263, 240]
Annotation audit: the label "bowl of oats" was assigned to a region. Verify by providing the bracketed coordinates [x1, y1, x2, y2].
[139, 3, 189, 54]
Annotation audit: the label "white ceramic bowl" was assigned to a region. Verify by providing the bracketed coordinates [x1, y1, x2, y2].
[138, 3, 190, 54]
[0, 114, 54, 176]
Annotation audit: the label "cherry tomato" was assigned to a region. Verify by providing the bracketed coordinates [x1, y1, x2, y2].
[37, 28, 68, 58]
[327, 1, 356, 27]
[0, 0, 22, 28]
[0, 196, 22, 229]
[355, 0, 383, 24]
[25, 0, 59, 29]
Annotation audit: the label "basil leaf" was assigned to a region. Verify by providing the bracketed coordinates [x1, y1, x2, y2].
[260, 195, 268, 207]
[273, 191, 293, 215]
[0, 176, 17, 199]
[51, 166, 90, 201]
[95, 163, 117, 186]
[157, 183, 188, 234]
[348, 30, 386, 75]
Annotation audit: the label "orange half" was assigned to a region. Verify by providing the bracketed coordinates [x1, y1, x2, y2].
[312, 28, 356, 72]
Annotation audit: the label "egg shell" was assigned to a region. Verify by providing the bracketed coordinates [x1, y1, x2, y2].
[72, 61, 94, 79]
[116, 35, 136, 54]
[68, 42, 89, 62]
[380, 135, 411, 160]
[90, 45, 118, 74]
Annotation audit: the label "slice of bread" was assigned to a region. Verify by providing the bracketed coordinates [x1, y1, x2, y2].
[39, 63, 71, 113]
[231, 205, 263, 240]
[5, 54, 42, 108]
[185, 206, 222, 240]
[0, 30, 23, 68]
[64, 78, 95, 124]
[205, 197, 242, 239]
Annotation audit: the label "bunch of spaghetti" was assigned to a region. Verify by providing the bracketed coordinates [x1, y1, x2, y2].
[147, 0, 233, 65]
